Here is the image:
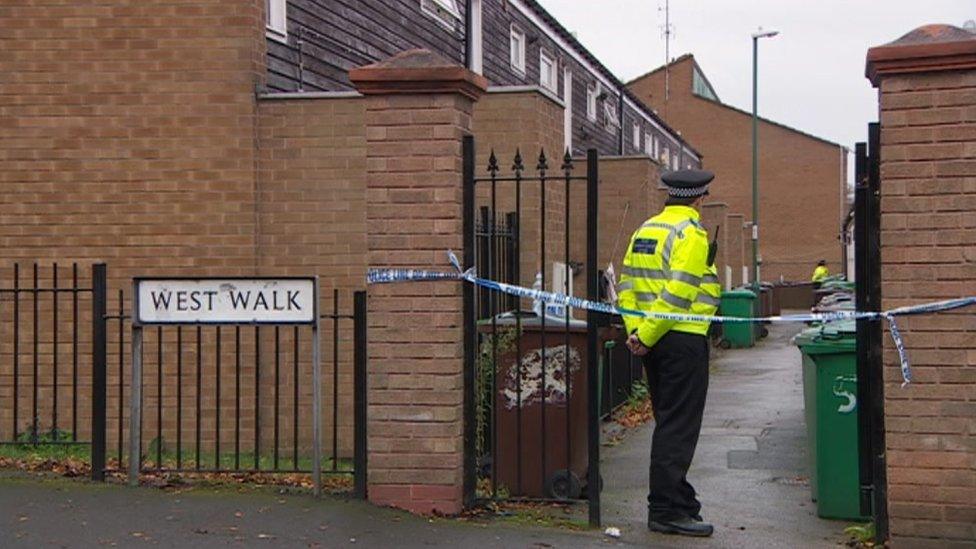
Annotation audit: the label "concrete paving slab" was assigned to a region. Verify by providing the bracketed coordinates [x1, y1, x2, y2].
[601, 321, 852, 547]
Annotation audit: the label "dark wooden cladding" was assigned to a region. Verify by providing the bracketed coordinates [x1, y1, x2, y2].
[265, 0, 697, 163]
[266, 0, 466, 92]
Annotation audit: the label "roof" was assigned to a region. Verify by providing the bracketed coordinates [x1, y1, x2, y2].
[627, 54, 845, 150]
[519, 0, 701, 158]
[625, 53, 695, 85]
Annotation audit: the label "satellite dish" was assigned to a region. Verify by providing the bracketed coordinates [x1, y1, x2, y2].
[964, 19, 976, 33]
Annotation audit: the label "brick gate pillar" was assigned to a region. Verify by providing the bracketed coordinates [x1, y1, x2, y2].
[350, 50, 487, 515]
[866, 25, 976, 545]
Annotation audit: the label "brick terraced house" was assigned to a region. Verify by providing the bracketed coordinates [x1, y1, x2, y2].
[261, 0, 701, 166]
[628, 54, 850, 282]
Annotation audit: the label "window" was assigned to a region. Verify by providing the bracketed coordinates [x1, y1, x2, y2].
[672, 154, 680, 171]
[632, 123, 640, 150]
[692, 66, 719, 101]
[603, 100, 619, 132]
[644, 132, 653, 156]
[266, 0, 287, 39]
[660, 147, 670, 167]
[539, 49, 557, 92]
[586, 85, 598, 122]
[510, 25, 526, 75]
[421, 0, 463, 31]
[653, 136, 660, 159]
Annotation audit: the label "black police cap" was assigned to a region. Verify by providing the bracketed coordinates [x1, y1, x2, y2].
[662, 169, 714, 198]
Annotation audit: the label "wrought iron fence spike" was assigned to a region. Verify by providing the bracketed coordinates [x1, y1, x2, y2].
[487, 149, 499, 175]
[561, 148, 574, 172]
[512, 148, 524, 172]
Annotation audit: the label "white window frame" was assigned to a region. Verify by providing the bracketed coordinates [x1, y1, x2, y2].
[266, 0, 287, 41]
[510, 25, 526, 75]
[421, 0, 463, 32]
[653, 136, 660, 159]
[632, 123, 640, 150]
[603, 100, 619, 132]
[644, 132, 653, 156]
[586, 84, 598, 122]
[660, 147, 670, 167]
[539, 49, 557, 92]
[672, 154, 680, 171]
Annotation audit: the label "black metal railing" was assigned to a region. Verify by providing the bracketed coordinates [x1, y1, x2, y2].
[476, 206, 518, 319]
[0, 263, 101, 450]
[105, 289, 367, 495]
[462, 136, 602, 527]
[2, 266, 367, 497]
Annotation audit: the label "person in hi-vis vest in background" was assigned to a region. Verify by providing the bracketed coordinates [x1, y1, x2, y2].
[616, 169, 715, 538]
[812, 259, 830, 284]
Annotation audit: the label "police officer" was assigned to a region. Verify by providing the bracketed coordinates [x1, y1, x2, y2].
[812, 259, 830, 284]
[617, 169, 715, 537]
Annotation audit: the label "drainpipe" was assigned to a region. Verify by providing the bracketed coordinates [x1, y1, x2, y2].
[618, 89, 624, 155]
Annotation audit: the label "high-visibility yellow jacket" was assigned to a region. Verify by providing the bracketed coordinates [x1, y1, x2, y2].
[812, 265, 829, 282]
[617, 205, 710, 348]
[693, 265, 722, 321]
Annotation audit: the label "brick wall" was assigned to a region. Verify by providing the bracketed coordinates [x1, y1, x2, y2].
[628, 56, 847, 282]
[580, 156, 663, 289]
[0, 2, 375, 466]
[471, 89, 567, 294]
[868, 26, 976, 546]
[0, 0, 268, 457]
[700, 203, 729, 288]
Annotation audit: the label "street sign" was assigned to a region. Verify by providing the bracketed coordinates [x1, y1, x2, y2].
[134, 278, 317, 325]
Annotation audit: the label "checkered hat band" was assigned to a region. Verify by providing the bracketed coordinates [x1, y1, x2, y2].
[667, 184, 709, 197]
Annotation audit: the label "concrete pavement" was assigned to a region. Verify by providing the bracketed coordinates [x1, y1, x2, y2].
[601, 321, 851, 547]
[0, 473, 623, 548]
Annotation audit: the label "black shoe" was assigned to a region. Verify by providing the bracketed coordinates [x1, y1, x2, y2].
[648, 517, 714, 537]
[691, 514, 703, 522]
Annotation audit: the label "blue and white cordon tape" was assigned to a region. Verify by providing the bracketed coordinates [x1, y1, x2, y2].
[367, 251, 976, 387]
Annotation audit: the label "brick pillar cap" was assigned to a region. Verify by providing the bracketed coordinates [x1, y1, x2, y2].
[866, 24, 976, 87]
[350, 49, 488, 100]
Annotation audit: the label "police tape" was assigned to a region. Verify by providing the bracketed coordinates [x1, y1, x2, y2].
[367, 251, 976, 386]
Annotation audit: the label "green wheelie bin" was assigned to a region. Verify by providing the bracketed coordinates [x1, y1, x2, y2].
[794, 321, 868, 521]
[718, 289, 756, 349]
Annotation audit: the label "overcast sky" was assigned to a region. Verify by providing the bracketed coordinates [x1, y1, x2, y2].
[537, 0, 974, 153]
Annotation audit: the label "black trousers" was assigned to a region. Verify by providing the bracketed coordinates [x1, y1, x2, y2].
[642, 330, 709, 521]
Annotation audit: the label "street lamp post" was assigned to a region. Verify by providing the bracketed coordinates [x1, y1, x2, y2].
[751, 28, 778, 290]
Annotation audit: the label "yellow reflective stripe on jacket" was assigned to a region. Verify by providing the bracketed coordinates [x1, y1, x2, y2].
[692, 265, 722, 320]
[616, 205, 710, 347]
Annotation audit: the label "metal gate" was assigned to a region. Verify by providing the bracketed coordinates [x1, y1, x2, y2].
[461, 135, 602, 526]
[854, 122, 888, 538]
[1, 265, 367, 497]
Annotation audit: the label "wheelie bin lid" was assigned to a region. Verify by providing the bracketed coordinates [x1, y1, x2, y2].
[722, 289, 756, 299]
[794, 320, 855, 354]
